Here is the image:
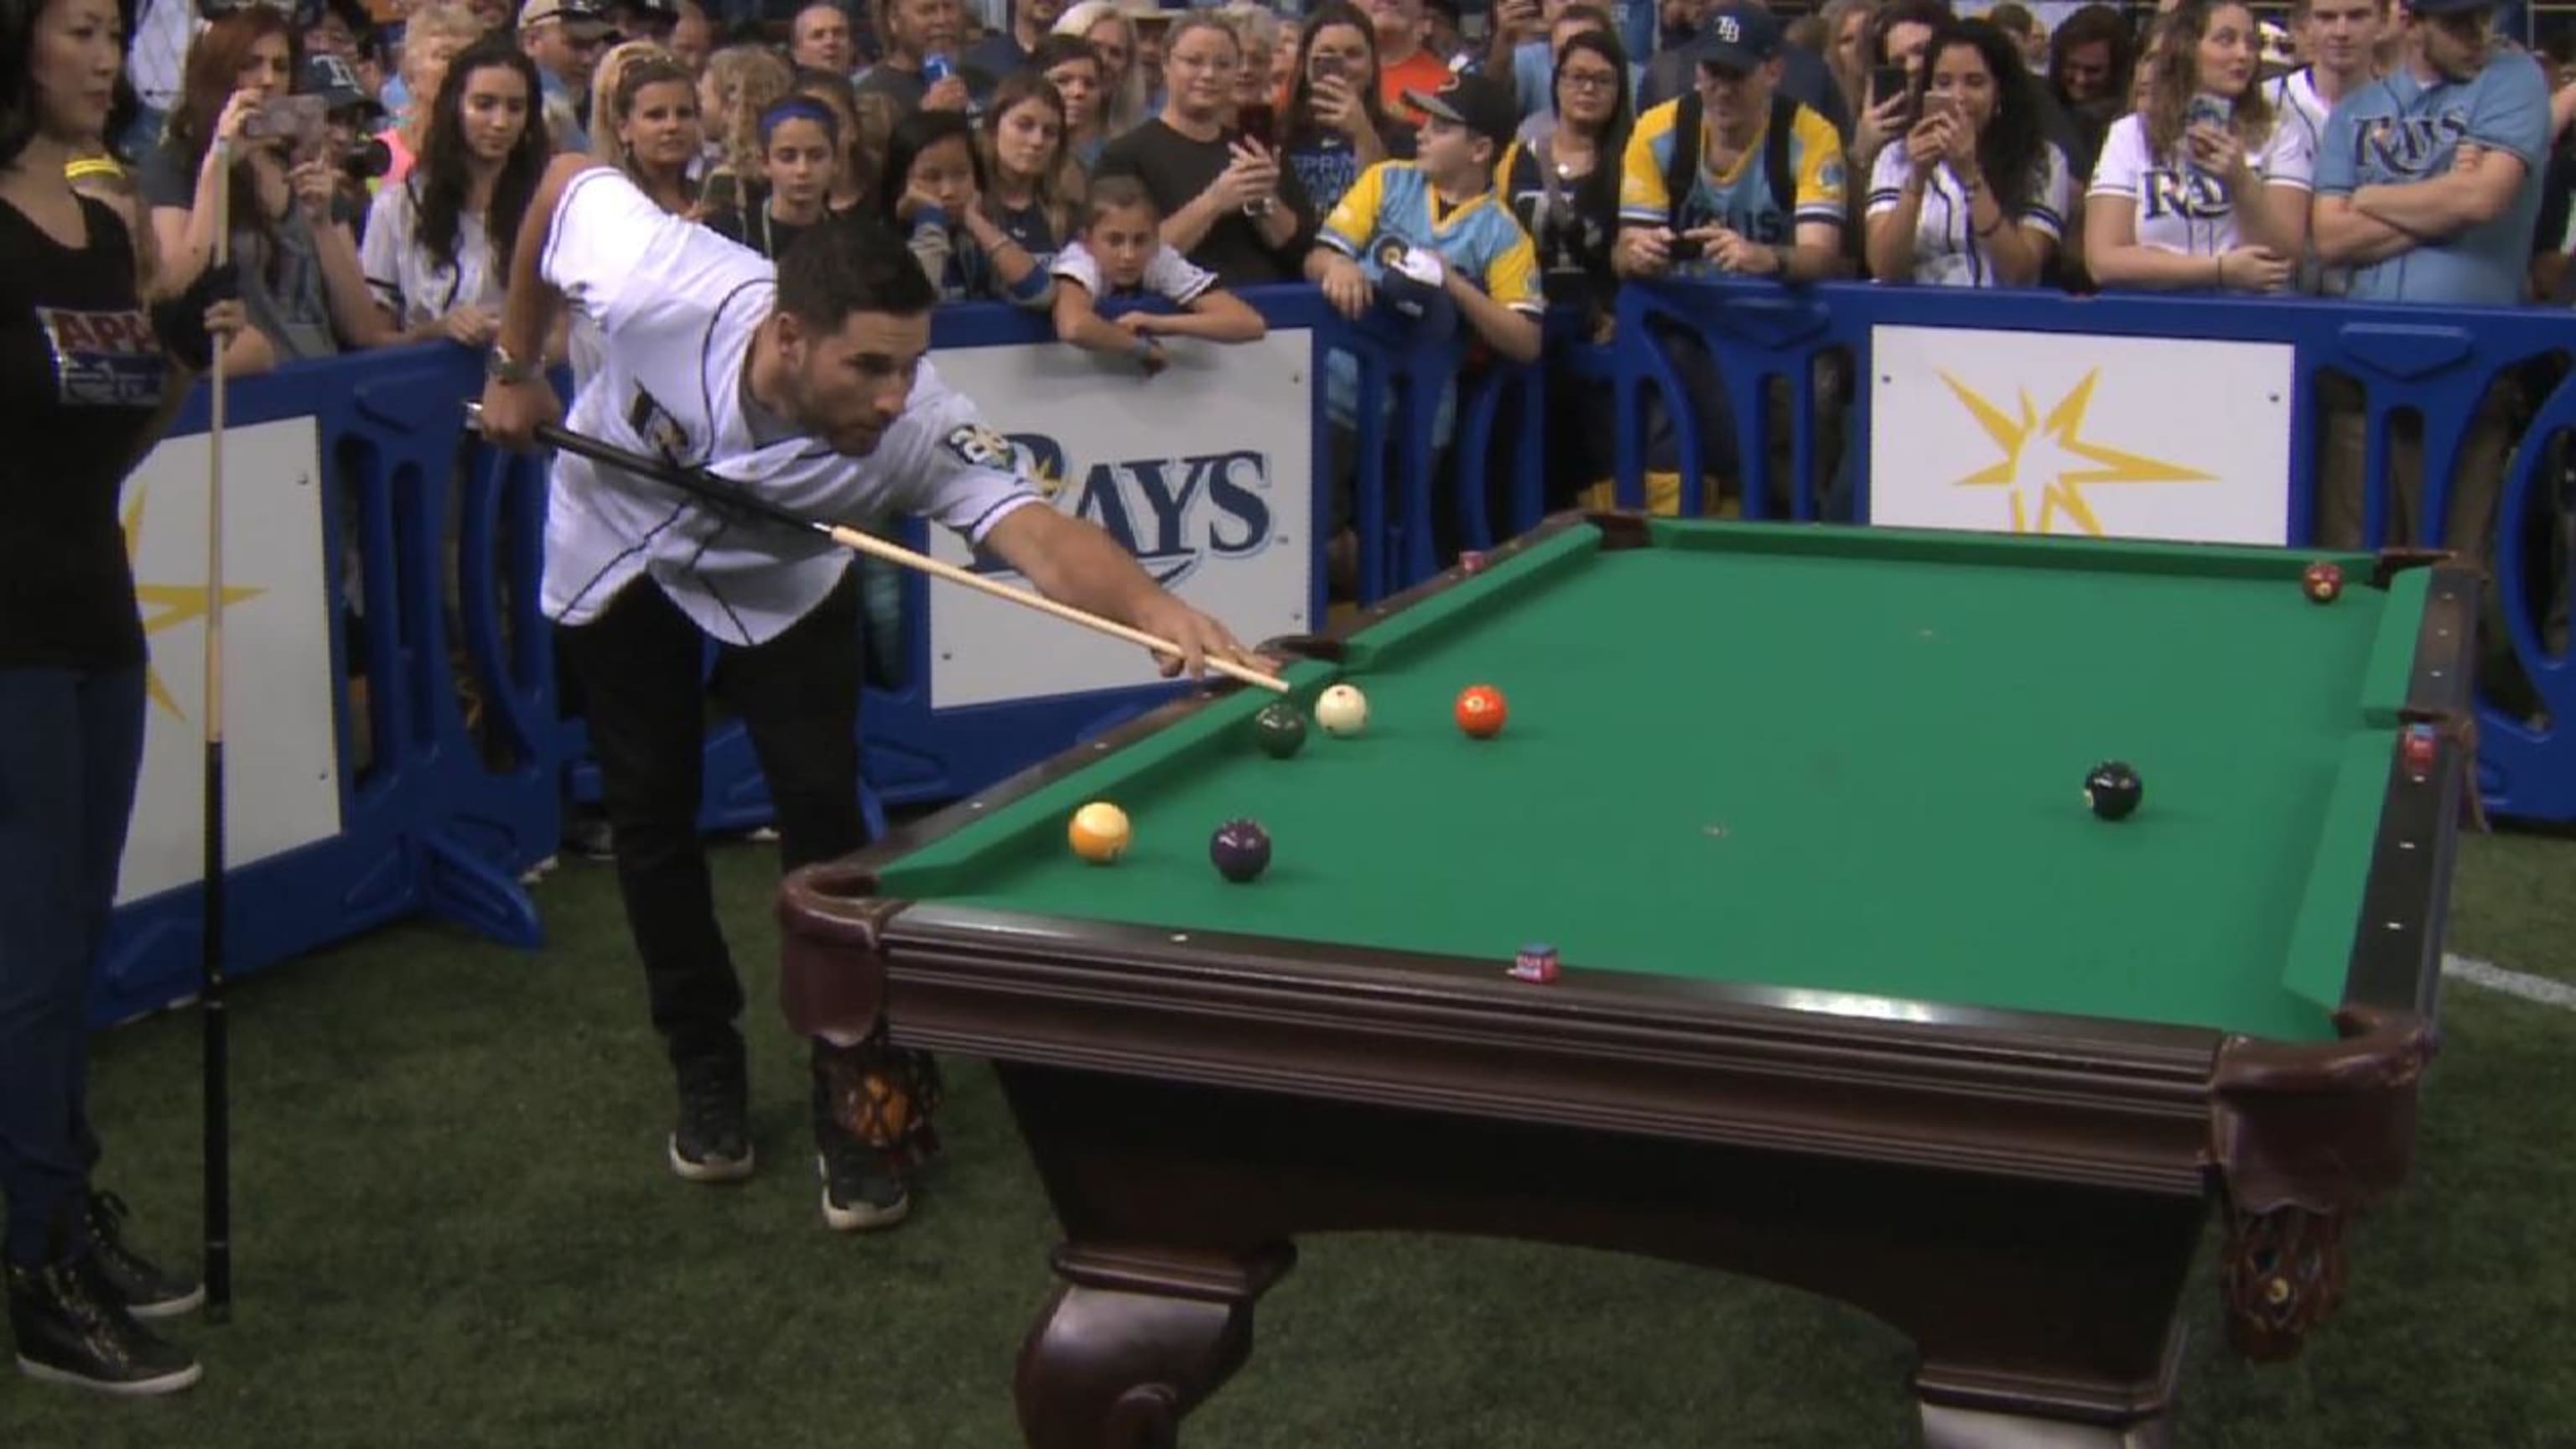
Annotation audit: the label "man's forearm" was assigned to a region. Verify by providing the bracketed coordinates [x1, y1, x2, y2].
[2314, 198, 2418, 264]
[1011, 510, 1164, 625]
[497, 155, 602, 360]
[2351, 173, 2477, 240]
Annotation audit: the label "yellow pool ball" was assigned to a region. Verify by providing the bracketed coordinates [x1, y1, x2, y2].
[1068, 801, 1132, 864]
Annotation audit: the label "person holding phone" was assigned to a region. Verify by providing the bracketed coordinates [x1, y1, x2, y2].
[139, 4, 380, 364]
[1278, 1, 1403, 221]
[1864, 16, 2071, 287]
[1094, 13, 1315, 286]
[2085, 0, 2311, 293]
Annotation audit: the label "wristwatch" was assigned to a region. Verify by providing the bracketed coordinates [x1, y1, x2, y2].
[486, 343, 538, 384]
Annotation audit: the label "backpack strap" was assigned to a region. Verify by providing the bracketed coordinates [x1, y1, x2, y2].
[1762, 92, 1798, 233]
[1663, 93, 1701, 230]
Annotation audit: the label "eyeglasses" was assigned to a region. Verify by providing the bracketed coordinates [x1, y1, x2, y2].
[1560, 69, 1618, 92]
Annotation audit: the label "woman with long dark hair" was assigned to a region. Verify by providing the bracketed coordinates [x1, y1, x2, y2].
[979, 70, 1078, 269]
[1277, 1, 1396, 223]
[358, 39, 550, 343]
[1864, 17, 2070, 288]
[1498, 29, 1629, 325]
[2083, 0, 2308, 293]
[139, 5, 379, 361]
[1, 0, 245, 1396]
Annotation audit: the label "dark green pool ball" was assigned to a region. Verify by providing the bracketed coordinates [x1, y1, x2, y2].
[1253, 702, 1307, 759]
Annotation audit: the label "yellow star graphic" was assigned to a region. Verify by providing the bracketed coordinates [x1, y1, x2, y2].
[1940, 368, 2215, 535]
[123, 485, 264, 720]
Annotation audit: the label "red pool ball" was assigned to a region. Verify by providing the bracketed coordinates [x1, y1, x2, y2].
[1455, 684, 1508, 739]
[2303, 562, 2344, 604]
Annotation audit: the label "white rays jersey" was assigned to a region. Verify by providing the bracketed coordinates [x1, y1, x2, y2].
[537, 165, 1041, 646]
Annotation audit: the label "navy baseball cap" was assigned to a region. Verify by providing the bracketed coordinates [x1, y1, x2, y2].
[1404, 71, 1519, 150]
[2406, 0, 2496, 13]
[1690, 3, 1782, 73]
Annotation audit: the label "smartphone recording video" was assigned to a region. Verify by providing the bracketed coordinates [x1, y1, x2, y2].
[1236, 101, 1276, 149]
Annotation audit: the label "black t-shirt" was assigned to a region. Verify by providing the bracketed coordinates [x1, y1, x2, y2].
[705, 202, 817, 262]
[1094, 118, 1317, 287]
[0, 195, 165, 669]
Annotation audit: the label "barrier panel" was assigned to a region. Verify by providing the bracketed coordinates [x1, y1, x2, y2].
[100, 278, 2576, 1025]
[99, 345, 549, 1026]
[1614, 279, 2576, 820]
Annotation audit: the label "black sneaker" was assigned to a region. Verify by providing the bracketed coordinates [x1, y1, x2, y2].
[82, 1192, 203, 1321]
[7, 1254, 201, 1397]
[668, 1057, 754, 1183]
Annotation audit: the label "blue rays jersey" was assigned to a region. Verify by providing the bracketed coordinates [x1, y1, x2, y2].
[2313, 49, 2549, 306]
[1618, 96, 1846, 263]
[1318, 160, 1545, 437]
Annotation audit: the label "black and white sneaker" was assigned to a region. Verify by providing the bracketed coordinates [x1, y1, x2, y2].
[82, 1192, 202, 1321]
[816, 1141, 909, 1233]
[7, 1254, 201, 1397]
[667, 1057, 754, 1183]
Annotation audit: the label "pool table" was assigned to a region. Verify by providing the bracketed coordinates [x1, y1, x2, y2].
[779, 513, 2474, 1448]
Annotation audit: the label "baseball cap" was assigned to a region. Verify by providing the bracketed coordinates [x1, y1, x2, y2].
[299, 54, 382, 117]
[1402, 71, 1517, 150]
[518, 0, 612, 31]
[1689, 3, 1781, 74]
[2406, 0, 2496, 13]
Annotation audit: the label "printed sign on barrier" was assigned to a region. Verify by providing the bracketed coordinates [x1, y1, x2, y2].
[114, 418, 343, 905]
[1867, 325, 2296, 545]
[922, 332, 1318, 709]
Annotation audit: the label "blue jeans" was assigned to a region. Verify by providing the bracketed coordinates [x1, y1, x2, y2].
[0, 666, 146, 1265]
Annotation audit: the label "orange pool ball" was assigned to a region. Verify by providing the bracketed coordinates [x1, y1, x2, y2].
[1455, 684, 1508, 739]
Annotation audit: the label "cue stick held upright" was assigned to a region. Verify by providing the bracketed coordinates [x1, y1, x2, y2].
[201, 138, 234, 1323]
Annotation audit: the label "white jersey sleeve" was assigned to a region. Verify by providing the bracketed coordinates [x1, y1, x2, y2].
[2088, 113, 2151, 201]
[865, 361, 1045, 545]
[1144, 243, 1218, 305]
[1049, 239, 1106, 295]
[1865, 142, 1913, 218]
[541, 165, 766, 351]
[359, 180, 412, 317]
[2256, 113, 2316, 193]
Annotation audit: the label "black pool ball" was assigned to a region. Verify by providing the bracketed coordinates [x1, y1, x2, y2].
[1211, 818, 1272, 882]
[1252, 702, 1306, 759]
[2085, 762, 2143, 821]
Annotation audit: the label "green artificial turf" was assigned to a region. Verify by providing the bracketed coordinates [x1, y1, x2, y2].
[4, 832, 2572, 1449]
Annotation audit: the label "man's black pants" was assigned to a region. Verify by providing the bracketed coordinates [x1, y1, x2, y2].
[558, 572, 866, 1074]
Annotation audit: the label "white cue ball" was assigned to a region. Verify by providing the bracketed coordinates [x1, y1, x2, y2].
[1315, 684, 1368, 737]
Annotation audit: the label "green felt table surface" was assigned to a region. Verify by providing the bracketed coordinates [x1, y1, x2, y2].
[880, 521, 2430, 1042]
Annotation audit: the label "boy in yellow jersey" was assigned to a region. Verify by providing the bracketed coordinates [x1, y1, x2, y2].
[1306, 71, 1545, 589]
[1308, 70, 1545, 366]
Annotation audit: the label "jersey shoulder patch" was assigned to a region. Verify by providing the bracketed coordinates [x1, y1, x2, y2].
[943, 422, 1015, 472]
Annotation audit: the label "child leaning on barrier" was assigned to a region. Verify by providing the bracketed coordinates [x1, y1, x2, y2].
[1049, 174, 1266, 376]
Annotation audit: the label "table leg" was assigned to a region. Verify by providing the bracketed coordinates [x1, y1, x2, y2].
[1014, 1243, 1295, 1449]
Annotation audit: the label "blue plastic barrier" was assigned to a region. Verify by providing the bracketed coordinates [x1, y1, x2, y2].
[97, 347, 548, 1026]
[1613, 279, 2576, 820]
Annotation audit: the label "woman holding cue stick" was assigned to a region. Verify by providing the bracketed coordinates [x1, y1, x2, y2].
[1, 0, 246, 1395]
[475, 152, 1267, 1231]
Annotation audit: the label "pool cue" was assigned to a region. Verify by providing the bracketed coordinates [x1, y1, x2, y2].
[463, 405, 1291, 694]
[201, 138, 234, 1323]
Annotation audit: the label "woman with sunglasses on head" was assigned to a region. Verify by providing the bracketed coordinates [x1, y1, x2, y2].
[2, 0, 251, 1395]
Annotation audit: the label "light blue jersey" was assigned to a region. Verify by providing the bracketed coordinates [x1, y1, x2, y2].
[2312, 49, 2549, 306]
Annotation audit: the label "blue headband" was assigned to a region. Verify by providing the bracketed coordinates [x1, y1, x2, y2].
[760, 97, 843, 145]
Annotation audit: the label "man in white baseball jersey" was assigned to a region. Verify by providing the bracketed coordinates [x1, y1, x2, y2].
[477, 153, 1262, 1230]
